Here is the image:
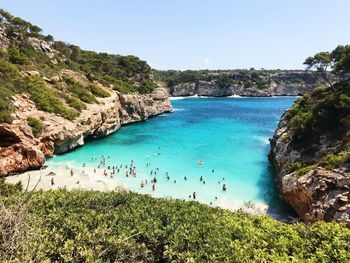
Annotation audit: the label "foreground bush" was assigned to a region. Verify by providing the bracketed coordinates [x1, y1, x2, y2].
[1, 189, 349, 262]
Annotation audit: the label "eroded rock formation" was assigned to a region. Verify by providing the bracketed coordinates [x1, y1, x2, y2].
[269, 110, 350, 224]
[169, 72, 318, 97]
[0, 87, 172, 176]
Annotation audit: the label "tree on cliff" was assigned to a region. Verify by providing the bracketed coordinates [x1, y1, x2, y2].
[304, 45, 350, 87]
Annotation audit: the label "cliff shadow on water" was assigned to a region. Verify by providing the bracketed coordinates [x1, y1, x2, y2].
[256, 154, 298, 221]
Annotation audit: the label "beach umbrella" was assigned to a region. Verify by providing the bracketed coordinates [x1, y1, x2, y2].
[46, 171, 56, 176]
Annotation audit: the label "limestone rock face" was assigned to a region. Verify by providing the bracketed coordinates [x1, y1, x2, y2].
[280, 168, 350, 223]
[0, 87, 172, 176]
[169, 72, 318, 97]
[28, 37, 55, 58]
[269, 112, 350, 224]
[0, 25, 10, 49]
[0, 124, 45, 175]
[169, 83, 197, 96]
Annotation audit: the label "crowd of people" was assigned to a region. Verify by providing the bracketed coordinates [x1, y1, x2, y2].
[66, 154, 229, 204]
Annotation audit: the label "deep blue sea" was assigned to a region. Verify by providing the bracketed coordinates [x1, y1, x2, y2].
[48, 97, 296, 215]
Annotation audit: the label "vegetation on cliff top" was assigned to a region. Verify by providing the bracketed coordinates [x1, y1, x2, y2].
[282, 45, 350, 174]
[0, 9, 157, 124]
[1, 183, 349, 262]
[154, 69, 317, 91]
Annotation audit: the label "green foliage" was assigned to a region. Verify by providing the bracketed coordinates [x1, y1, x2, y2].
[287, 162, 315, 176]
[27, 116, 45, 137]
[0, 111, 13, 123]
[137, 80, 156, 94]
[64, 77, 98, 104]
[53, 42, 155, 93]
[155, 69, 284, 90]
[62, 94, 87, 112]
[111, 79, 136, 93]
[86, 83, 110, 98]
[0, 8, 158, 125]
[0, 84, 14, 123]
[0, 56, 20, 78]
[295, 165, 315, 176]
[286, 80, 350, 147]
[319, 152, 349, 169]
[304, 45, 350, 85]
[7, 45, 28, 65]
[3, 189, 349, 262]
[0, 178, 22, 197]
[154, 70, 202, 87]
[24, 77, 79, 120]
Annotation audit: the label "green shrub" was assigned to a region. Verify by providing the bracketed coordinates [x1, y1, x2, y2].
[2, 189, 349, 262]
[86, 83, 110, 98]
[295, 165, 315, 176]
[0, 111, 13, 123]
[27, 116, 45, 137]
[287, 162, 304, 172]
[64, 77, 98, 104]
[7, 45, 28, 65]
[62, 94, 86, 112]
[24, 77, 79, 120]
[0, 178, 22, 197]
[112, 79, 136, 93]
[0, 57, 20, 78]
[0, 84, 14, 123]
[137, 80, 156, 94]
[320, 152, 349, 169]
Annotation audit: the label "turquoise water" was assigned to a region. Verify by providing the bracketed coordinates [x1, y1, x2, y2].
[48, 97, 296, 214]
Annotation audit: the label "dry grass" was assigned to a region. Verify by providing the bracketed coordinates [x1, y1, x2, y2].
[0, 178, 42, 262]
[0, 200, 31, 261]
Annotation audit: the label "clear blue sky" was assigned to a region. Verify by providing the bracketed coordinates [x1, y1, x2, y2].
[1, 0, 350, 70]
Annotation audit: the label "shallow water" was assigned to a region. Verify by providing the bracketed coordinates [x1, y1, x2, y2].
[48, 97, 296, 215]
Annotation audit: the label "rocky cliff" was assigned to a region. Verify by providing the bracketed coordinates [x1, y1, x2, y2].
[269, 80, 350, 224]
[0, 86, 172, 176]
[0, 11, 172, 176]
[161, 71, 319, 97]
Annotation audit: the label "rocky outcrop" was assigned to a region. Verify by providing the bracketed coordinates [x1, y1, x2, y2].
[28, 37, 56, 59]
[0, 88, 172, 176]
[269, 110, 350, 224]
[0, 124, 45, 175]
[169, 71, 318, 97]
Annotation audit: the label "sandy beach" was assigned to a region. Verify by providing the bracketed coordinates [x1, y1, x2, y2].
[5, 161, 269, 215]
[5, 163, 125, 192]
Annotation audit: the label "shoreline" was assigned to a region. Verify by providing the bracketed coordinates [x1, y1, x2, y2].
[5, 162, 269, 216]
[170, 95, 300, 100]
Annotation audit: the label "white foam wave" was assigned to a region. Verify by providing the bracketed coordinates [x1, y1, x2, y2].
[255, 136, 271, 145]
[228, 94, 242, 98]
[172, 108, 185, 112]
[170, 95, 198, 100]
